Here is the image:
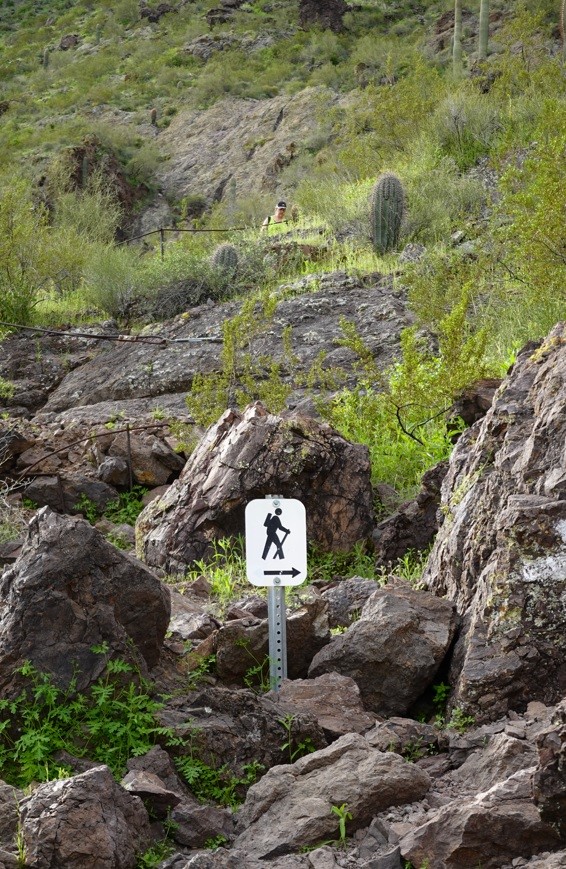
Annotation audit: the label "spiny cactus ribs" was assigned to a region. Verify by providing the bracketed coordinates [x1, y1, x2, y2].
[370, 173, 404, 255]
[211, 243, 239, 273]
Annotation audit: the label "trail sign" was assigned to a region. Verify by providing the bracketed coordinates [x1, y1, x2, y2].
[245, 498, 307, 587]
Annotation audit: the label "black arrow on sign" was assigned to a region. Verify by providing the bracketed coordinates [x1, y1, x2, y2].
[263, 568, 301, 579]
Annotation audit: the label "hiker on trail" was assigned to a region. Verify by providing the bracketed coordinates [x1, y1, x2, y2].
[261, 508, 290, 560]
[261, 200, 287, 231]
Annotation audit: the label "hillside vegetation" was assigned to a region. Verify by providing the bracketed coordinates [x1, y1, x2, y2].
[0, 0, 565, 499]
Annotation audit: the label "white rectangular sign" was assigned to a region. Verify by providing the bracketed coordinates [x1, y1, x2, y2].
[245, 498, 307, 587]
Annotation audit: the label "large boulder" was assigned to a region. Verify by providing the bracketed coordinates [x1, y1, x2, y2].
[0, 508, 170, 695]
[234, 733, 430, 858]
[159, 686, 328, 777]
[399, 768, 560, 869]
[137, 402, 374, 573]
[533, 699, 566, 840]
[424, 323, 566, 721]
[18, 766, 152, 869]
[308, 580, 458, 716]
[299, 0, 349, 32]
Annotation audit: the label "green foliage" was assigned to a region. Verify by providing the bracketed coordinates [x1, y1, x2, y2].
[370, 172, 404, 254]
[385, 548, 431, 589]
[446, 707, 476, 733]
[492, 109, 566, 343]
[75, 486, 148, 528]
[308, 541, 377, 583]
[174, 752, 263, 807]
[0, 174, 52, 326]
[0, 660, 168, 788]
[136, 840, 175, 869]
[84, 244, 139, 320]
[432, 681, 450, 714]
[186, 291, 290, 425]
[185, 537, 247, 606]
[331, 802, 353, 847]
[278, 713, 316, 764]
[186, 654, 217, 691]
[104, 486, 148, 526]
[323, 306, 490, 498]
[75, 493, 99, 524]
[239, 646, 271, 694]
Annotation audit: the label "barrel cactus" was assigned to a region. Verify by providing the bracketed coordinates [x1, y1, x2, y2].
[211, 243, 239, 274]
[370, 173, 404, 255]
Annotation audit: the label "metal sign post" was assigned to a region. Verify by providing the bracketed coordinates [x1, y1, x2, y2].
[245, 496, 307, 692]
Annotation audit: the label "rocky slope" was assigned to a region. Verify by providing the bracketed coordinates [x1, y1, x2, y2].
[0, 306, 564, 867]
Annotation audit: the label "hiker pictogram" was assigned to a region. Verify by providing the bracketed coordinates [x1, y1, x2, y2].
[245, 498, 306, 587]
[262, 508, 290, 560]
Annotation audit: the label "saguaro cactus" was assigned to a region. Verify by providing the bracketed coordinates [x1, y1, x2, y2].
[478, 0, 490, 60]
[453, 0, 463, 75]
[211, 243, 239, 274]
[370, 173, 404, 255]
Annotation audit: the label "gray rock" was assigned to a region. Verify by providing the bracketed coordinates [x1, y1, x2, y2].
[274, 673, 376, 739]
[533, 699, 566, 839]
[18, 766, 151, 868]
[137, 402, 374, 572]
[234, 733, 430, 857]
[170, 802, 234, 849]
[158, 686, 327, 777]
[0, 508, 170, 694]
[309, 580, 458, 716]
[121, 770, 181, 819]
[320, 577, 380, 628]
[399, 769, 560, 869]
[424, 323, 566, 721]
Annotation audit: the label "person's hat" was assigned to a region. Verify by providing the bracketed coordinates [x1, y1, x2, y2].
[276, 200, 287, 208]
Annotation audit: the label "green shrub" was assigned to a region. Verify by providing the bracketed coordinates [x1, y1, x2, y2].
[323, 303, 491, 498]
[430, 87, 502, 171]
[0, 174, 52, 325]
[84, 243, 140, 320]
[0, 659, 168, 787]
[402, 154, 486, 245]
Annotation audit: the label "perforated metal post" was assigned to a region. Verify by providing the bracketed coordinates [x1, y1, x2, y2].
[268, 584, 287, 692]
[266, 496, 288, 692]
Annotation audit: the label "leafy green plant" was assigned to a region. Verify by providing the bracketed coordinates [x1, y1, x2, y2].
[433, 681, 450, 715]
[239, 646, 271, 694]
[104, 486, 148, 526]
[136, 839, 174, 869]
[279, 714, 316, 764]
[0, 659, 169, 788]
[185, 536, 247, 606]
[447, 707, 475, 733]
[308, 541, 377, 583]
[204, 835, 228, 851]
[75, 493, 99, 524]
[174, 751, 263, 808]
[186, 654, 216, 691]
[331, 802, 353, 848]
[390, 548, 431, 589]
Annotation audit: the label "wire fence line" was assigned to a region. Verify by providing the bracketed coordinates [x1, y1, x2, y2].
[117, 220, 293, 258]
[0, 321, 222, 345]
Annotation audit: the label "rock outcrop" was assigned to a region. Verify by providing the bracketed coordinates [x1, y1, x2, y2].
[234, 733, 430, 858]
[18, 766, 152, 869]
[308, 580, 458, 716]
[424, 323, 566, 721]
[0, 508, 170, 694]
[137, 402, 374, 572]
